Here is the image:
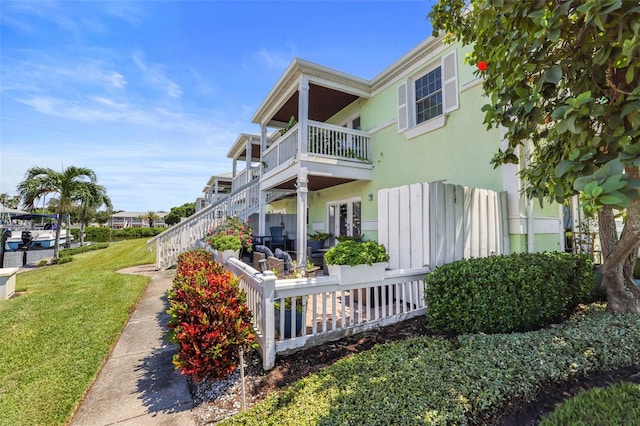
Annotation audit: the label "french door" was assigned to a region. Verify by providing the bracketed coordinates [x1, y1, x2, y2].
[327, 197, 361, 246]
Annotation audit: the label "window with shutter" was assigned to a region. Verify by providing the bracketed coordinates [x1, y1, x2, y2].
[397, 48, 458, 138]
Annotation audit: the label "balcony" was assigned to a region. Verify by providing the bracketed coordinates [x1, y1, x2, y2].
[232, 166, 261, 191]
[260, 120, 372, 190]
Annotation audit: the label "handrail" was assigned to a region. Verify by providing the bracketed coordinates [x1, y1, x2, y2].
[148, 179, 261, 270]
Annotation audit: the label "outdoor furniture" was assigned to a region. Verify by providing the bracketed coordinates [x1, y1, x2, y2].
[307, 240, 324, 268]
[274, 248, 295, 275]
[269, 226, 286, 251]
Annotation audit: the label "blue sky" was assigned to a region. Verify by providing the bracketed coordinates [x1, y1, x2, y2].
[1, 0, 436, 212]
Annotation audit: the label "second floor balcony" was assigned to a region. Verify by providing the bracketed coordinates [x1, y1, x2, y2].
[261, 120, 372, 190]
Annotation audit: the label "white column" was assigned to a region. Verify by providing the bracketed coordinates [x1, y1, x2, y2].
[245, 137, 252, 185]
[259, 125, 268, 236]
[298, 77, 309, 156]
[232, 159, 237, 191]
[214, 179, 219, 201]
[296, 167, 309, 263]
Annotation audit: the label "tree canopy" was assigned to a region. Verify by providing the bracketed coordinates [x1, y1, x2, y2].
[17, 166, 106, 258]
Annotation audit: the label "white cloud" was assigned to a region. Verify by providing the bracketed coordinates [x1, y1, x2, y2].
[16, 95, 218, 134]
[253, 46, 296, 70]
[132, 53, 182, 98]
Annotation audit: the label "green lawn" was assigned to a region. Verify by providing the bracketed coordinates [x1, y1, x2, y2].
[0, 240, 155, 426]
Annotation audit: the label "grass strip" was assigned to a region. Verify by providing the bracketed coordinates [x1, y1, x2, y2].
[0, 240, 154, 426]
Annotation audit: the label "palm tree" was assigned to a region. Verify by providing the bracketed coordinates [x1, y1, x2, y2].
[17, 166, 101, 259]
[75, 183, 112, 245]
[141, 211, 160, 228]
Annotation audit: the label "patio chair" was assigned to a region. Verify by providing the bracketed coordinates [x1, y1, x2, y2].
[274, 248, 295, 275]
[269, 226, 286, 251]
[307, 240, 324, 268]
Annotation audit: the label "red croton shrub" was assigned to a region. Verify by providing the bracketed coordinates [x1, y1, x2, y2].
[167, 249, 255, 382]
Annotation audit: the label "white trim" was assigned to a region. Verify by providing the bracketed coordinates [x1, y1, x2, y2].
[369, 119, 396, 135]
[404, 115, 446, 139]
[461, 77, 483, 93]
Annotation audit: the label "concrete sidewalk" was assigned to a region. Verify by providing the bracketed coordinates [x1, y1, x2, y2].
[70, 268, 197, 425]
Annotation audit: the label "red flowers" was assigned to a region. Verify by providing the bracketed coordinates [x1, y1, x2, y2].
[477, 61, 488, 71]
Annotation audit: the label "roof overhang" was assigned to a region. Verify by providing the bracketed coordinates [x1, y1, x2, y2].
[252, 58, 372, 128]
[227, 133, 262, 161]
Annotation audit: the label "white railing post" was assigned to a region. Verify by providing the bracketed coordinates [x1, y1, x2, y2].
[261, 271, 277, 370]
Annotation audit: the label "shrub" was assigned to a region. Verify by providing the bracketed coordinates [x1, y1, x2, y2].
[425, 252, 597, 334]
[60, 242, 108, 256]
[204, 217, 253, 252]
[83, 226, 112, 240]
[324, 240, 390, 266]
[167, 250, 255, 382]
[50, 256, 73, 265]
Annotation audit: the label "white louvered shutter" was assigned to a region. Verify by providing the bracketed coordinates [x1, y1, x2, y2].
[442, 51, 459, 113]
[397, 82, 409, 132]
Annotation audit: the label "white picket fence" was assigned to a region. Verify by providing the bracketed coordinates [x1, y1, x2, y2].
[379, 181, 509, 270]
[225, 257, 429, 370]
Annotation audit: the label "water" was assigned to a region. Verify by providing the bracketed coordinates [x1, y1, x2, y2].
[1, 243, 81, 268]
[2, 248, 55, 268]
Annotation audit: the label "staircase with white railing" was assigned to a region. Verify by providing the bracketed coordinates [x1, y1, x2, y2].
[148, 179, 262, 270]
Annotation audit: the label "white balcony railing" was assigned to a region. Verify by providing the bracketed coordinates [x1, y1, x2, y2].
[232, 166, 260, 191]
[261, 121, 371, 172]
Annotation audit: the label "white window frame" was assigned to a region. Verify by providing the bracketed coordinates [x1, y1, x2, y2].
[397, 50, 458, 139]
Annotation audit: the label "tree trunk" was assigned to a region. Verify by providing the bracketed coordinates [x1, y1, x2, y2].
[598, 169, 640, 313]
[54, 213, 62, 260]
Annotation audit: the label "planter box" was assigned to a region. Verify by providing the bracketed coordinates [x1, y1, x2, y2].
[214, 249, 240, 264]
[0, 268, 19, 300]
[327, 262, 388, 285]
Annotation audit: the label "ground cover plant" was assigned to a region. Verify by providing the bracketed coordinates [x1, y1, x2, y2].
[0, 239, 154, 426]
[218, 304, 640, 425]
[540, 380, 640, 425]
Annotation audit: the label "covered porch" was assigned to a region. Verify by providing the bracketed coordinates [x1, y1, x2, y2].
[252, 59, 374, 266]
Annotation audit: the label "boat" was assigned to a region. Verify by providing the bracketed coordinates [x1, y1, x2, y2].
[2, 213, 73, 251]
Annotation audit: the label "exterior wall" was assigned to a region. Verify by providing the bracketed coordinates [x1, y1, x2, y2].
[313, 43, 509, 245]
[262, 41, 562, 255]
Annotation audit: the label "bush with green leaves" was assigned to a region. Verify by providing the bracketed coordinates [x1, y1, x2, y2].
[324, 240, 389, 266]
[425, 252, 597, 334]
[50, 256, 72, 265]
[60, 242, 108, 256]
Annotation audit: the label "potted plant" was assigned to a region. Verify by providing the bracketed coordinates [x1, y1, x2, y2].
[205, 216, 253, 262]
[324, 240, 389, 284]
[274, 295, 304, 338]
[307, 230, 332, 249]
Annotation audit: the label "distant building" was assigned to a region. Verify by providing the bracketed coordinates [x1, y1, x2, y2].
[109, 211, 168, 229]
